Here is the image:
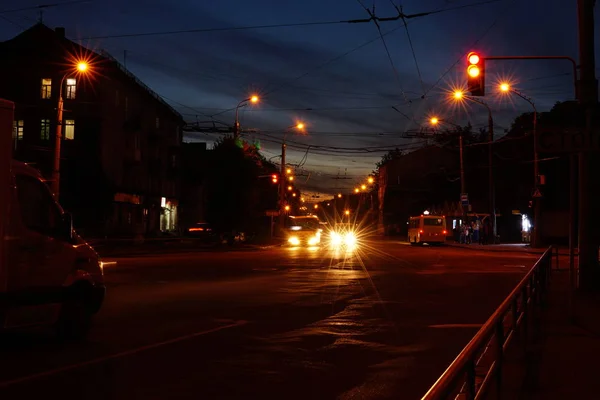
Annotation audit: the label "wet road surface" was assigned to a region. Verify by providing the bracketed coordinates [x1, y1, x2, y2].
[0, 240, 538, 400]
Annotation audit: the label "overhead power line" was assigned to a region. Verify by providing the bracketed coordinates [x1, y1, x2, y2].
[81, 0, 503, 40]
[0, 1, 90, 15]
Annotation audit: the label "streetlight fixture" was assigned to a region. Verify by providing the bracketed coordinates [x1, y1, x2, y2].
[429, 116, 467, 219]
[233, 94, 260, 140]
[354, 188, 360, 193]
[361, 184, 367, 191]
[337, 193, 342, 198]
[451, 90, 497, 241]
[499, 82, 540, 247]
[367, 176, 374, 184]
[278, 122, 306, 229]
[51, 59, 90, 198]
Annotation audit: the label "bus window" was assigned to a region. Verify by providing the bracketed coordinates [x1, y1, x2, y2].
[423, 218, 444, 226]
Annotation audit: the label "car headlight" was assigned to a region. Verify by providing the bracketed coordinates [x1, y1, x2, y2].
[308, 236, 319, 246]
[330, 232, 342, 246]
[344, 232, 357, 247]
[288, 236, 300, 245]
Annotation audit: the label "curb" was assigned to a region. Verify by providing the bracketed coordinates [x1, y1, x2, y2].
[444, 243, 568, 255]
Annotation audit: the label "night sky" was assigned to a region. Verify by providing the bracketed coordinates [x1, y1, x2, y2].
[1, 0, 597, 199]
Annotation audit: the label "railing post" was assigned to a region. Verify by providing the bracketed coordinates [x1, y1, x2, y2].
[465, 359, 477, 400]
[495, 321, 504, 397]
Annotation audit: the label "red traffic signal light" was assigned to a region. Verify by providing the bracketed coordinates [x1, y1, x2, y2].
[271, 174, 278, 183]
[467, 51, 485, 96]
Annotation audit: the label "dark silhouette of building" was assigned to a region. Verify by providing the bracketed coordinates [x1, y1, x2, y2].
[0, 23, 184, 238]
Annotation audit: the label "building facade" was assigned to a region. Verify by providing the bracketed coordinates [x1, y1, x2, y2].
[0, 23, 184, 238]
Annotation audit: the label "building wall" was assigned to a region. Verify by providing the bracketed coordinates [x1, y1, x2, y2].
[0, 23, 183, 238]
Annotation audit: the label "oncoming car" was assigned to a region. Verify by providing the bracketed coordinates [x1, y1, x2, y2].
[328, 222, 358, 249]
[285, 215, 322, 246]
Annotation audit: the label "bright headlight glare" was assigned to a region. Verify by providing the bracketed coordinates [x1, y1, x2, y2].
[344, 232, 356, 246]
[330, 232, 342, 246]
[288, 236, 300, 245]
[308, 237, 319, 246]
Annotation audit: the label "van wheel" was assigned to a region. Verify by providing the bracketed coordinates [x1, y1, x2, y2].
[55, 297, 92, 341]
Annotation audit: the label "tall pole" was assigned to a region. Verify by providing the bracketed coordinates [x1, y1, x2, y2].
[51, 75, 67, 198]
[278, 141, 286, 232]
[577, 0, 599, 291]
[488, 110, 497, 242]
[233, 106, 241, 141]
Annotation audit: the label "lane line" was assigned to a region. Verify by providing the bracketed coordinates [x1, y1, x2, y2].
[0, 320, 248, 388]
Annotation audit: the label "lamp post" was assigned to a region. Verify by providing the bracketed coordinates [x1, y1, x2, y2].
[51, 61, 89, 198]
[452, 91, 496, 242]
[233, 95, 259, 141]
[499, 83, 539, 247]
[430, 117, 466, 221]
[278, 122, 305, 231]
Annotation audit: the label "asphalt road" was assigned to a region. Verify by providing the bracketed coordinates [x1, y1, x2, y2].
[0, 240, 539, 400]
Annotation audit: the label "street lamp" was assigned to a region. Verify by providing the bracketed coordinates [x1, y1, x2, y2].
[367, 176, 374, 184]
[361, 184, 367, 191]
[279, 122, 306, 229]
[233, 94, 259, 140]
[499, 82, 540, 246]
[51, 60, 90, 198]
[429, 116, 467, 220]
[451, 91, 497, 241]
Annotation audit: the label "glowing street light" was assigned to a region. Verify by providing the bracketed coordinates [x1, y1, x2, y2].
[430, 117, 439, 125]
[361, 184, 367, 191]
[234, 94, 260, 140]
[453, 90, 464, 100]
[286, 168, 292, 174]
[337, 193, 342, 198]
[288, 176, 294, 181]
[367, 177, 374, 184]
[296, 122, 305, 130]
[344, 210, 350, 216]
[314, 204, 319, 209]
[500, 82, 510, 92]
[52, 59, 91, 197]
[354, 188, 360, 193]
[287, 185, 293, 191]
[284, 205, 290, 212]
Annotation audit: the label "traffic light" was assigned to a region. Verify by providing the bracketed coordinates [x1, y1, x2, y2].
[271, 174, 278, 183]
[467, 52, 485, 96]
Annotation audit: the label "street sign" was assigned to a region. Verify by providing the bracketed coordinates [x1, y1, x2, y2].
[537, 128, 600, 153]
[532, 188, 542, 198]
[265, 210, 279, 216]
[460, 193, 469, 206]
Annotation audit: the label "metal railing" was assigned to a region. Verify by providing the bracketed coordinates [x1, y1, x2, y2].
[422, 245, 557, 400]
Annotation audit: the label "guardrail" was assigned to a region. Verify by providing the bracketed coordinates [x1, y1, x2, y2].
[422, 245, 557, 400]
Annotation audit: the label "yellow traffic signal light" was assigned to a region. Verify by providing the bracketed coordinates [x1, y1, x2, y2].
[467, 51, 485, 96]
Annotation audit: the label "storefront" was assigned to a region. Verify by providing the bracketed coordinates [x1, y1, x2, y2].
[160, 197, 178, 233]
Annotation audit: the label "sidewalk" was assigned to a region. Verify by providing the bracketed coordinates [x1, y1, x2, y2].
[519, 269, 600, 399]
[445, 242, 571, 255]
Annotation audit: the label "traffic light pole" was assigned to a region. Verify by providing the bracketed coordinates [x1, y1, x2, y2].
[576, 0, 598, 292]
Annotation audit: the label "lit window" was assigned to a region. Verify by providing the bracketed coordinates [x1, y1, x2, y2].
[66, 78, 76, 99]
[13, 120, 24, 140]
[64, 119, 75, 140]
[41, 78, 52, 99]
[40, 119, 50, 140]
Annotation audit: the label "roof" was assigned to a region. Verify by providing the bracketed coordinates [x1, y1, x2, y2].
[2, 23, 183, 122]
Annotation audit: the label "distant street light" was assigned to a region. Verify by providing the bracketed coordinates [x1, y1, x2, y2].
[361, 184, 367, 191]
[52, 59, 90, 198]
[367, 177, 374, 184]
[234, 94, 260, 140]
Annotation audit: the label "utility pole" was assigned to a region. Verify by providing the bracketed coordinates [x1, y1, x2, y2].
[488, 111, 497, 242]
[278, 141, 286, 233]
[51, 81, 65, 198]
[577, 0, 599, 291]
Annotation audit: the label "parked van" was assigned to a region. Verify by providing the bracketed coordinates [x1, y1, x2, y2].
[0, 99, 105, 339]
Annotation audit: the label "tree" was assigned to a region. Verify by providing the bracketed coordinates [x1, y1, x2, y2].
[204, 137, 266, 233]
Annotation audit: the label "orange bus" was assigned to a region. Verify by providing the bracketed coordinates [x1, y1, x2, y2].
[408, 214, 447, 245]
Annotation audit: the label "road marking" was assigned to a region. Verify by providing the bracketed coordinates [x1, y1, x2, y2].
[429, 324, 482, 328]
[0, 320, 248, 388]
